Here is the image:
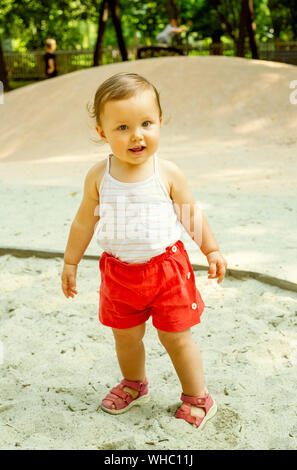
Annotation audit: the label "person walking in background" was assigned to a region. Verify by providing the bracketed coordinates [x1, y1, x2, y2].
[156, 18, 191, 46]
[44, 38, 58, 79]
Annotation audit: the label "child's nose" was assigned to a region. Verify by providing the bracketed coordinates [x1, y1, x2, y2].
[131, 127, 143, 139]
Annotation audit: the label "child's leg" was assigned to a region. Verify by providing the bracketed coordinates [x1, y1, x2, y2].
[157, 328, 207, 419]
[111, 323, 147, 403]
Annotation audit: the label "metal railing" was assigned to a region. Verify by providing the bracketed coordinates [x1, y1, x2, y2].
[4, 41, 297, 80]
[4, 46, 138, 79]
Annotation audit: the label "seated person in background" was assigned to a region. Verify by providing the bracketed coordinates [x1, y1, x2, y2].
[156, 18, 191, 46]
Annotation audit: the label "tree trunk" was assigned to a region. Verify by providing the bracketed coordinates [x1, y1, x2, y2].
[0, 38, 9, 92]
[167, 0, 180, 21]
[246, 0, 258, 59]
[210, 30, 223, 55]
[109, 0, 128, 61]
[236, 0, 258, 59]
[236, 0, 248, 57]
[93, 0, 109, 66]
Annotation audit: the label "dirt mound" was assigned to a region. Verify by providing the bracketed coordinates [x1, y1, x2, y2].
[1, 56, 296, 163]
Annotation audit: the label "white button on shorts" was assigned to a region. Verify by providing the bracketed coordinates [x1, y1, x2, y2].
[192, 302, 197, 310]
[172, 245, 177, 253]
[187, 272, 191, 279]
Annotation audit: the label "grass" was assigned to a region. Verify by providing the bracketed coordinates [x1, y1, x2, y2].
[8, 80, 42, 91]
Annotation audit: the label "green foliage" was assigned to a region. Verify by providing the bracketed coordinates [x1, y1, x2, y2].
[0, 0, 99, 50]
[0, 0, 296, 52]
[268, 0, 297, 39]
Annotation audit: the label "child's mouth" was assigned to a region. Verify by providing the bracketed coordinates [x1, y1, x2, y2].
[129, 146, 146, 154]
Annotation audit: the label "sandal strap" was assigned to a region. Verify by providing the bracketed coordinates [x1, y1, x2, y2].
[102, 379, 149, 410]
[103, 392, 132, 409]
[176, 404, 203, 426]
[121, 378, 148, 392]
[180, 392, 209, 407]
[110, 387, 130, 401]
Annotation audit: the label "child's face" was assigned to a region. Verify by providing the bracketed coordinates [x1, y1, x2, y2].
[46, 40, 56, 52]
[96, 89, 162, 165]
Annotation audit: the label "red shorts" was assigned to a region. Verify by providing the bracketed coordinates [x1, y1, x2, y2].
[98, 240, 205, 332]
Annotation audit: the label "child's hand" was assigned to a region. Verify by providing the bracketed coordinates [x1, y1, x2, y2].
[206, 250, 227, 284]
[61, 263, 78, 298]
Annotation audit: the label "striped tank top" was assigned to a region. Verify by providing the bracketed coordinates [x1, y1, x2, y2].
[94, 152, 182, 264]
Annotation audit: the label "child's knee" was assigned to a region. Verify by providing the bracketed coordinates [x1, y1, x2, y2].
[157, 328, 192, 350]
[112, 323, 146, 345]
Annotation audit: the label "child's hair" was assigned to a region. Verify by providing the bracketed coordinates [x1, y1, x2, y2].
[45, 38, 56, 50]
[87, 72, 162, 127]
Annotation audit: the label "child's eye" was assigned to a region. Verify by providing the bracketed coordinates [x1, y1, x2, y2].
[118, 122, 151, 130]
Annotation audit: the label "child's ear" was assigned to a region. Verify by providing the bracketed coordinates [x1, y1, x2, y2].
[95, 125, 108, 143]
[159, 117, 163, 126]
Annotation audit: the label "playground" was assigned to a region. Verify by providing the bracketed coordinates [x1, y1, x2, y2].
[0, 53, 297, 449]
[2, 0, 297, 452]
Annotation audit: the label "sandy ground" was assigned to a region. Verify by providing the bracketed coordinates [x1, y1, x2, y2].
[0, 56, 297, 449]
[1, 56, 297, 283]
[0, 254, 296, 450]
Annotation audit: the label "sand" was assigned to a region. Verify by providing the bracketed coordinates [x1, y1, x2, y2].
[0, 254, 296, 450]
[0, 56, 297, 449]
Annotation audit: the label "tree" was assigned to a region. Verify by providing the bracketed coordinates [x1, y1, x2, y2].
[245, 0, 258, 58]
[166, 0, 180, 21]
[287, 0, 297, 39]
[93, 0, 127, 66]
[268, 0, 297, 43]
[93, 0, 109, 66]
[109, 0, 128, 61]
[187, 1, 225, 53]
[237, 0, 259, 58]
[0, 37, 9, 92]
[209, 0, 259, 58]
[0, 0, 99, 50]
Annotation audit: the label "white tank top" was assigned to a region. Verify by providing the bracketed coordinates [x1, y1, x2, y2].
[94, 152, 182, 264]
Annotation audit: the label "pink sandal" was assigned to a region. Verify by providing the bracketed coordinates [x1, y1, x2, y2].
[101, 378, 150, 415]
[175, 392, 217, 429]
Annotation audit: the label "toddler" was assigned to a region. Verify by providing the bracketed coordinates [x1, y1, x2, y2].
[44, 38, 58, 79]
[61, 72, 227, 429]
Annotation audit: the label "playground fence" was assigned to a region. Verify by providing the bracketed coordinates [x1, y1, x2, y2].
[4, 41, 297, 81]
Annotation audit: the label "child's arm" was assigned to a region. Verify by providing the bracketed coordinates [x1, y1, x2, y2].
[64, 167, 99, 264]
[173, 27, 188, 33]
[61, 167, 100, 298]
[167, 162, 227, 283]
[47, 58, 55, 74]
